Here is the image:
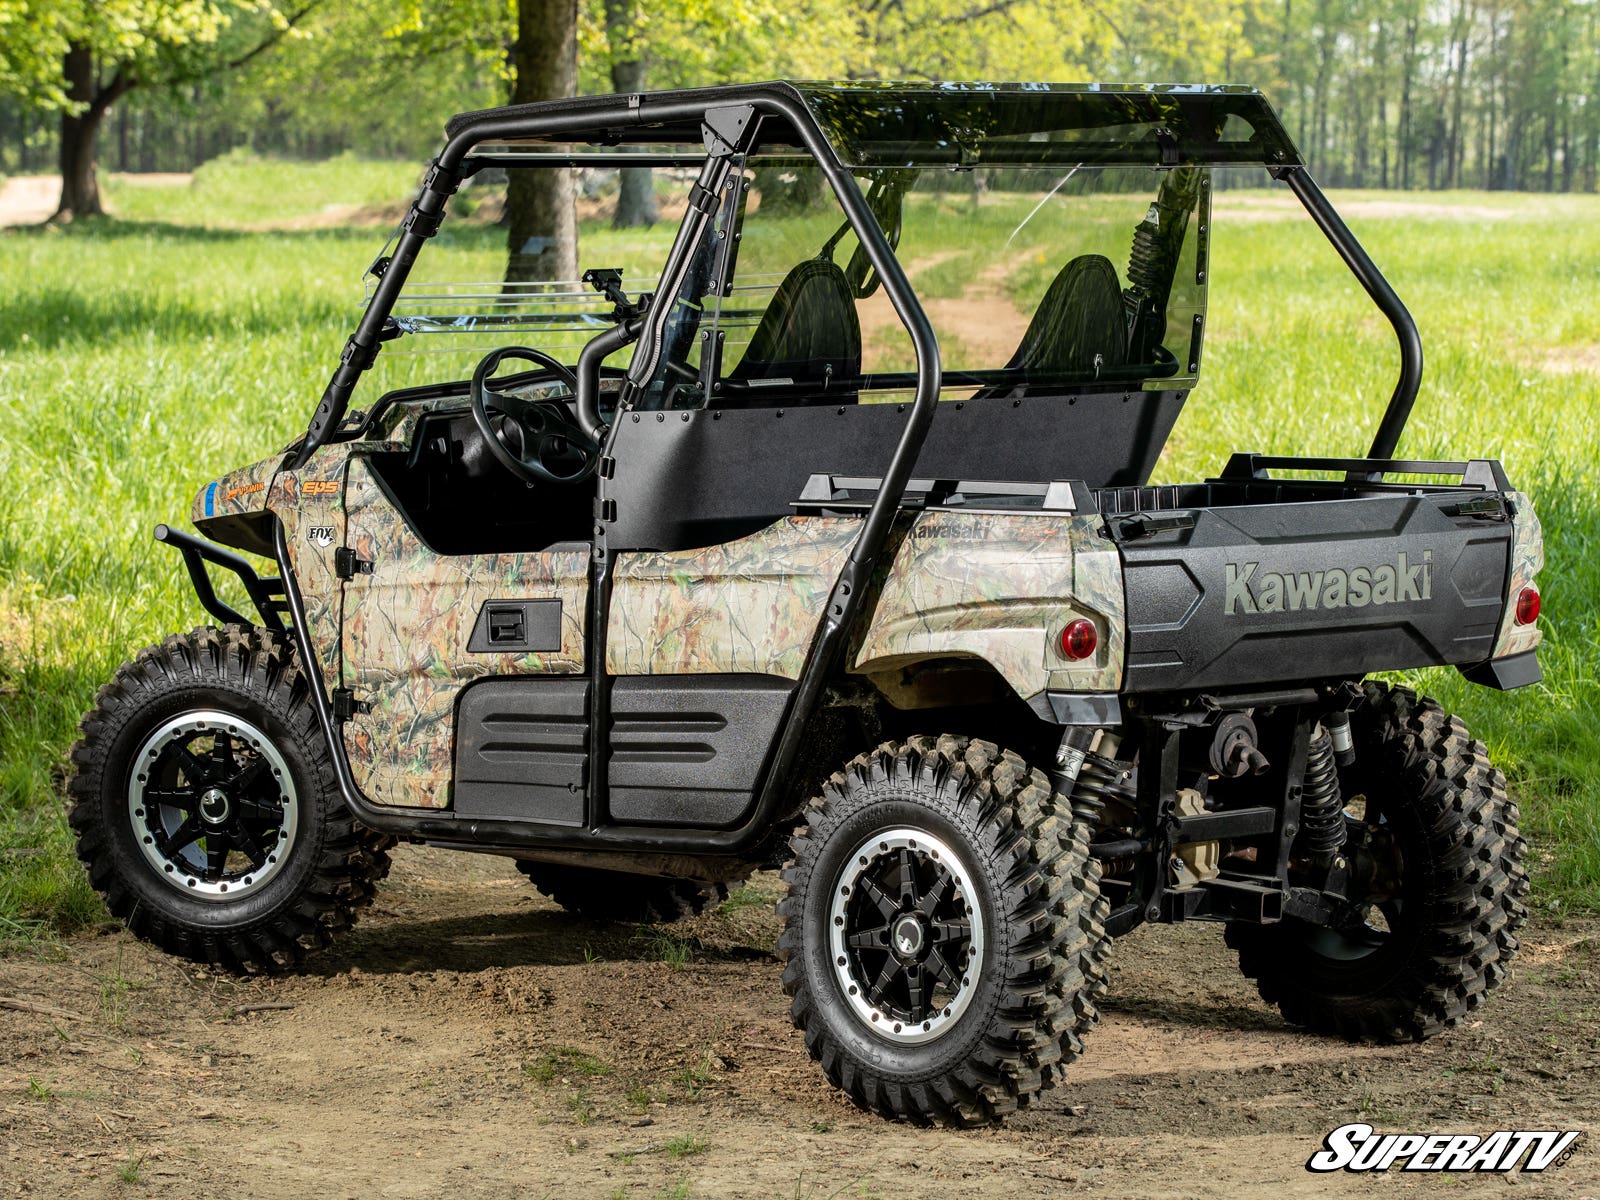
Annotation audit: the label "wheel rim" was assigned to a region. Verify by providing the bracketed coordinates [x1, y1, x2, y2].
[828, 828, 986, 1044]
[126, 710, 298, 900]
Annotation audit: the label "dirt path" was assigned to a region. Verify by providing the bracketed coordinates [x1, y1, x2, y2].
[2, 846, 1595, 1198]
[0, 176, 60, 228]
[858, 252, 1032, 368]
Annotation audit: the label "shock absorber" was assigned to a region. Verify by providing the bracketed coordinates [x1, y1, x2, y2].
[1072, 749, 1120, 825]
[1051, 730, 1125, 826]
[1297, 723, 1349, 862]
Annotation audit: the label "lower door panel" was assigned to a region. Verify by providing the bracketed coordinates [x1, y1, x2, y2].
[454, 679, 589, 825]
[608, 676, 794, 828]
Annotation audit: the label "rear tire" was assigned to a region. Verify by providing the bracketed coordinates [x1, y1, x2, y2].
[68, 626, 392, 973]
[515, 862, 728, 924]
[1227, 681, 1528, 1040]
[778, 735, 1109, 1127]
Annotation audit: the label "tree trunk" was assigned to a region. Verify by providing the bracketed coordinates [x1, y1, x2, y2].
[56, 44, 107, 218]
[606, 0, 657, 229]
[505, 0, 579, 284]
[1374, 16, 1391, 188]
[1444, 0, 1472, 189]
[1399, 16, 1418, 189]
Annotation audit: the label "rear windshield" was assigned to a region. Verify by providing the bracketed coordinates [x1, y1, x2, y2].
[633, 161, 1209, 409]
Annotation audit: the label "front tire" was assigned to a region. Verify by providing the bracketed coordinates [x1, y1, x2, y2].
[1227, 682, 1529, 1040]
[778, 735, 1109, 1127]
[68, 626, 392, 973]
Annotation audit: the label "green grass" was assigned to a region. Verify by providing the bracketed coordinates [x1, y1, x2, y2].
[524, 1046, 611, 1084]
[102, 149, 425, 229]
[636, 928, 694, 970]
[0, 159, 1596, 937]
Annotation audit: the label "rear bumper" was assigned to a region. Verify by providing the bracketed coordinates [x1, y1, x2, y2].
[1459, 649, 1542, 691]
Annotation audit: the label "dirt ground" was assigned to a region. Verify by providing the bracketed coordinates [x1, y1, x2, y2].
[0, 177, 61, 228]
[1, 846, 1595, 1199]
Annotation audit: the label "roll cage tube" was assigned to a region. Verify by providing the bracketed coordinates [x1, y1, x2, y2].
[579, 118, 744, 440]
[1274, 165, 1424, 467]
[278, 86, 942, 856]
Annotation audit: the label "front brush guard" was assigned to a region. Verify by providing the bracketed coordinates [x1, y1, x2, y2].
[154, 524, 289, 633]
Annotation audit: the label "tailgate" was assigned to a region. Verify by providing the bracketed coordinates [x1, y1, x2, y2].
[1118, 492, 1511, 692]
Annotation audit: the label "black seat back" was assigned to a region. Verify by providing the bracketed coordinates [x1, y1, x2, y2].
[728, 257, 862, 386]
[1007, 253, 1129, 377]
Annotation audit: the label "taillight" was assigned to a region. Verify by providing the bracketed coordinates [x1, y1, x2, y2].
[1515, 586, 1540, 626]
[1059, 618, 1098, 661]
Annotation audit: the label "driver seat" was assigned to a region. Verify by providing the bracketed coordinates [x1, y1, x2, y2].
[722, 258, 861, 403]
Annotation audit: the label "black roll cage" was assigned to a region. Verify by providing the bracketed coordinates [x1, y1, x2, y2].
[274, 82, 1427, 861]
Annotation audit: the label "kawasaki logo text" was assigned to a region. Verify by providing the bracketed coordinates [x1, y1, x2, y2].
[1225, 551, 1432, 616]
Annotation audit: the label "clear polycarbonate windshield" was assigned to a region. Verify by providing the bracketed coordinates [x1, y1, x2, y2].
[633, 161, 1210, 410]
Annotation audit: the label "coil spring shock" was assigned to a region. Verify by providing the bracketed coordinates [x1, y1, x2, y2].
[1070, 750, 1123, 825]
[1297, 724, 1348, 861]
[1072, 750, 1143, 878]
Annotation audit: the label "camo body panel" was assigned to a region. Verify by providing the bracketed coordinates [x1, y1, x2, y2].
[348, 397, 472, 453]
[607, 517, 863, 678]
[269, 447, 353, 692]
[852, 510, 1125, 699]
[191, 456, 281, 525]
[1490, 491, 1544, 659]
[340, 456, 589, 808]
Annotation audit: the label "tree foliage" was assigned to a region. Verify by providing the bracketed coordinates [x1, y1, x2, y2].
[1, 0, 1596, 195]
[0, 1, 299, 109]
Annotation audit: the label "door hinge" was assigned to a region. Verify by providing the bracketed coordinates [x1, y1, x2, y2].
[331, 687, 368, 720]
[334, 548, 374, 579]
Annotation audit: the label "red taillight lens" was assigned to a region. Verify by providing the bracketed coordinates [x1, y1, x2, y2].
[1059, 618, 1098, 661]
[1515, 586, 1540, 626]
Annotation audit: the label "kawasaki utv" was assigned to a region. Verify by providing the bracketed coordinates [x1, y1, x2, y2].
[70, 83, 1541, 1127]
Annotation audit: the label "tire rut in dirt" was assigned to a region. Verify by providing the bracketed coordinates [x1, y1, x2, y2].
[778, 734, 1110, 1127]
[68, 625, 393, 974]
[1227, 680, 1529, 1041]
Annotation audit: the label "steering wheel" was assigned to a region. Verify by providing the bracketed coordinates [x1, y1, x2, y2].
[469, 347, 597, 486]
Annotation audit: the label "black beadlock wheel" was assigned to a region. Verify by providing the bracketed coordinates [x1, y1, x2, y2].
[778, 735, 1111, 1127]
[1227, 681, 1529, 1041]
[515, 862, 729, 923]
[68, 626, 394, 973]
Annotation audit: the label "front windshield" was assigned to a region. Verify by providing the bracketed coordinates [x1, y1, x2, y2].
[634, 160, 1208, 410]
[353, 156, 705, 413]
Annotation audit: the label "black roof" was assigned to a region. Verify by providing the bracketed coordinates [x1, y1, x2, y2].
[444, 81, 1301, 170]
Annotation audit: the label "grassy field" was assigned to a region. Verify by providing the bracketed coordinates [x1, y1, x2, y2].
[1, 159, 1596, 935]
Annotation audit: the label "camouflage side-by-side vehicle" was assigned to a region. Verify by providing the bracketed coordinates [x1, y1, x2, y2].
[70, 83, 1541, 1126]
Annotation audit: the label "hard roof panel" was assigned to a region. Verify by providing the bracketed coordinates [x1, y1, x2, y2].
[790, 82, 1300, 169]
[441, 82, 1300, 170]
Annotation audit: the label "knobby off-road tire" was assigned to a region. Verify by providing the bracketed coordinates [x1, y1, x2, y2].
[515, 862, 728, 924]
[1227, 681, 1529, 1041]
[778, 735, 1111, 1127]
[68, 626, 393, 973]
